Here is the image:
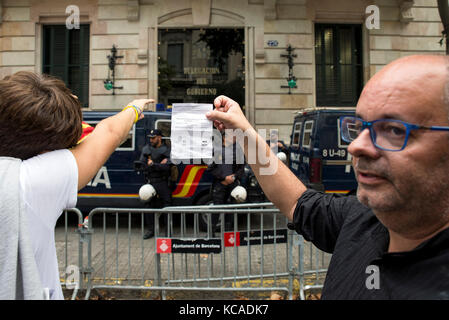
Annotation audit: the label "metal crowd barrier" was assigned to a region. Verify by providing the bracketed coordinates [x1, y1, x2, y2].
[58, 204, 331, 300]
[296, 235, 331, 300]
[156, 204, 292, 298]
[164, 203, 332, 300]
[56, 208, 84, 300]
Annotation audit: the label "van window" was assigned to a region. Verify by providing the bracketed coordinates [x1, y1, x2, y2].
[302, 120, 314, 149]
[292, 122, 302, 147]
[84, 120, 135, 151]
[156, 119, 172, 147]
[337, 117, 350, 148]
[118, 126, 135, 150]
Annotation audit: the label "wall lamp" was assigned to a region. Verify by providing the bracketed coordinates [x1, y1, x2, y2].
[280, 44, 297, 94]
[104, 45, 124, 95]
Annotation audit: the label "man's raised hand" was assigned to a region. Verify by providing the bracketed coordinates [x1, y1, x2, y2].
[206, 95, 251, 132]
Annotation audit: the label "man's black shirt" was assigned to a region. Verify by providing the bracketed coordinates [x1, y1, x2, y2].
[138, 143, 171, 181]
[292, 189, 449, 299]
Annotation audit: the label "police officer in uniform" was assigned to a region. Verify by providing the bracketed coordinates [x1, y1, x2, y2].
[139, 129, 172, 239]
[207, 133, 245, 232]
[268, 131, 288, 160]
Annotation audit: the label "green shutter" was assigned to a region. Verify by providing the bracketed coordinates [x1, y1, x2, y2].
[315, 24, 362, 107]
[42, 24, 90, 108]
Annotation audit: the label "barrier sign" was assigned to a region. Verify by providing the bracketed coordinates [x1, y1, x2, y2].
[157, 238, 221, 254]
[224, 229, 288, 247]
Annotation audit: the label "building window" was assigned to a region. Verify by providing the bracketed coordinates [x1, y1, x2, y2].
[315, 24, 363, 107]
[167, 43, 184, 77]
[158, 28, 245, 108]
[42, 25, 90, 108]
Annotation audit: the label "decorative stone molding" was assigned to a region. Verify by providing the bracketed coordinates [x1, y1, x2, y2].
[158, 8, 192, 25]
[399, 0, 414, 23]
[37, 13, 89, 24]
[255, 49, 265, 64]
[192, 0, 211, 26]
[128, 0, 140, 21]
[137, 48, 148, 65]
[210, 8, 245, 24]
[264, 0, 277, 20]
[159, 7, 244, 26]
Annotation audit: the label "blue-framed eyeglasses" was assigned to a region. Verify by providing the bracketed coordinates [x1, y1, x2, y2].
[340, 116, 449, 151]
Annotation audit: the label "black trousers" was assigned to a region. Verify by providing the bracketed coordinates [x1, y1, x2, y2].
[211, 181, 237, 228]
[144, 181, 172, 231]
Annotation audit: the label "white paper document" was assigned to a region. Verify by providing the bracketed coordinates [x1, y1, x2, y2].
[170, 103, 213, 162]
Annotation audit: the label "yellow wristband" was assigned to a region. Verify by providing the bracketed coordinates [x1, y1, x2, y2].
[122, 105, 141, 123]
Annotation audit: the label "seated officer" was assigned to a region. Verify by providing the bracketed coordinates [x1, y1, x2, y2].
[268, 131, 288, 155]
[139, 129, 172, 239]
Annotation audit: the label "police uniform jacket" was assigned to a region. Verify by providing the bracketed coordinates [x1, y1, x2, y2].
[139, 143, 171, 182]
[207, 142, 244, 183]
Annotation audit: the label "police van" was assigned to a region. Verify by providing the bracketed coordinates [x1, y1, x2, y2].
[77, 109, 267, 228]
[288, 108, 357, 194]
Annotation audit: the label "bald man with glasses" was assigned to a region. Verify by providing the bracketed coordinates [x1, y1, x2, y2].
[206, 55, 449, 299]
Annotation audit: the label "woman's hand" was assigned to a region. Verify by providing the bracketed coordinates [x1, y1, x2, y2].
[127, 99, 155, 120]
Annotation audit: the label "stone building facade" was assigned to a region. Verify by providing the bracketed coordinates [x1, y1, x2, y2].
[0, 0, 445, 141]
